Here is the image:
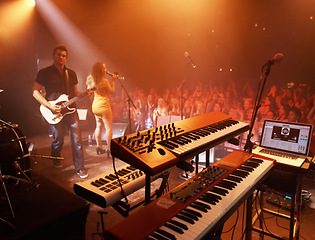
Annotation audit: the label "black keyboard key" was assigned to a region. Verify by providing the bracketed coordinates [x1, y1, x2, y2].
[164, 223, 184, 234]
[190, 203, 208, 213]
[105, 175, 117, 181]
[159, 141, 176, 149]
[200, 196, 217, 205]
[244, 162, 259, 168]
[204, 192, 222, 201]
[250, 158, 264, 163]
[175, 214, 195, 224]
[145, 236, 155, 240]
[232, 170, 249, 178]
[95, 180, 106, 185]
[156, 228, 177, 239]
[239, 165, 254, 172]
[180, 211, 199, 221]
[217, 181, 234, 190]
[150, 232, 168, 240]
[194, 201, 211, 209]
[168, 219, 188, 230]
[226, 175, 242, 183]
[183, 208, 202, 218]
[222, 179, 237, 187]
[91, 181, 102, 187]
[209, 187, 228, 196]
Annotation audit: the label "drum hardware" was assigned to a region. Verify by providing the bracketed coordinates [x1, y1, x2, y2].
[0, 167, 16, 229]
[0, 166, 38, 230]
[27, 142, 64, 161]
[30, 154, 64, 160]
[0, 119, 37, 230]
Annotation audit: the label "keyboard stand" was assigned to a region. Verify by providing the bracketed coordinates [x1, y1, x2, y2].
[248, 162, 309, 240]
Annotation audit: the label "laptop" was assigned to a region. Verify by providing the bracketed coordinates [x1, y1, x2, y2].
[252, 120, 313, 167]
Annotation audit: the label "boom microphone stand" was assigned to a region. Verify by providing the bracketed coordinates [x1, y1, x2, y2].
[114, 73, 136, 134]
[244, 53, 284, 153]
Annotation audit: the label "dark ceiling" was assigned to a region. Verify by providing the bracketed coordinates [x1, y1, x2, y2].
[33, 0, 315, 91]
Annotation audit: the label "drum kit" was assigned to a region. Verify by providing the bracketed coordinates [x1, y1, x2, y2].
[0, 119, 36, 230]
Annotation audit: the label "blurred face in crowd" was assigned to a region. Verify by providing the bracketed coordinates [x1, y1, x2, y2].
[287, 99, 294, 108]
[287, 110, 298, 122]
[158, 98, 165, 108]
[213, 103, 222, 112]
[266, 111, 275, 120]
[147, 95, 153, 104]
[275, 96, 282, 108]
[184, 100, 192, 110]
[278, 105, 287, 116]
[243, 98, 253, 110]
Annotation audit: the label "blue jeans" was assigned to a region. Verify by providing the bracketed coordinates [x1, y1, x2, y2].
[50, 113, 85, 172]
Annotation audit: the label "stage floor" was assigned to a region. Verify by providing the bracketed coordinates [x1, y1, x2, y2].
[13, 130, 315, 239]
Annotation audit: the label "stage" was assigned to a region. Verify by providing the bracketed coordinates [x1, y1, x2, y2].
[1, 129, 315, 240]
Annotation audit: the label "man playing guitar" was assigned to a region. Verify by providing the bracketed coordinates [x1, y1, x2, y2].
[32, 44, 88, 178]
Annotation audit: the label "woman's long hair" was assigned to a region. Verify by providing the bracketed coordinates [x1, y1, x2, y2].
[91, 62, 105, 84]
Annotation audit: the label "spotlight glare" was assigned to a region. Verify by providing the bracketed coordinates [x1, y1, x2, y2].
[25, 0, 36, 8]
[219, 68, 223, 72]
[310, 16, 313, 20]
[230, 68, 233, 72]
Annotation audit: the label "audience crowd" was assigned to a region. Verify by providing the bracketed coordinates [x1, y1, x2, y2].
[109, 79, 315, 142]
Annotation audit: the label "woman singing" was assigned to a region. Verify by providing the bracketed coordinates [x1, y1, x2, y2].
[86, 62, 117, 156]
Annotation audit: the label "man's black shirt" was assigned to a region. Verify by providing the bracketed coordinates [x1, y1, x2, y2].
[35, 64, 78, 101]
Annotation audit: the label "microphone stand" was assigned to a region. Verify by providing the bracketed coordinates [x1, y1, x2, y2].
[117, 78, 136, 134]
[244, 63, 272, 153]
[179, 63, 190, 120]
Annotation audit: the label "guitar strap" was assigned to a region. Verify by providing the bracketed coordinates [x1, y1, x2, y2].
[65, 69, 70, 95]
[65, 69, 75, 108]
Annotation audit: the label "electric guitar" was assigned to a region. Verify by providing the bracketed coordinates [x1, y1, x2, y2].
[40, 89, 92, 125]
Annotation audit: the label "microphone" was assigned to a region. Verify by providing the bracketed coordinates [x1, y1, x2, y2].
[184, 52, 196, 68]
[106, 71, 125, 80]
[266, 53, 284, 66]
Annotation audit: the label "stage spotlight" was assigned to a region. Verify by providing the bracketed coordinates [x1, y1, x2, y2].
[25, 0, 36, 8]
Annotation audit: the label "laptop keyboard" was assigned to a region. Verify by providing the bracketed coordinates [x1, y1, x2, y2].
[259, 149, 299, 160]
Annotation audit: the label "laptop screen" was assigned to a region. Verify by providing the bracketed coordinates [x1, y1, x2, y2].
[260, 120, 313, 156]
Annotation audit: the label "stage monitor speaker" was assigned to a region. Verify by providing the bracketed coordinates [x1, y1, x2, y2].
[92, 123, 128, 142]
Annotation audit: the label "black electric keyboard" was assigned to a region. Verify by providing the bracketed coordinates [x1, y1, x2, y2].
[105, 151, 275, 240]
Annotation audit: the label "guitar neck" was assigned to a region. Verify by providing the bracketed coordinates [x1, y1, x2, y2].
[63, 90, 89, 108]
